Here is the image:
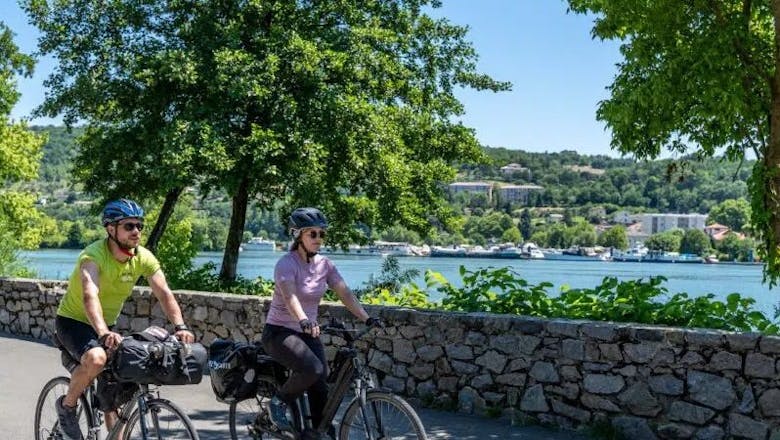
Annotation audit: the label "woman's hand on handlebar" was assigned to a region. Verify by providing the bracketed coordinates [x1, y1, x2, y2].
[299, 318, 321, 338]
[98, 331, 123, 351]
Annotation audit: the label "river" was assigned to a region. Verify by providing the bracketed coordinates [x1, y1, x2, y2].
[18, 248, 779, 315]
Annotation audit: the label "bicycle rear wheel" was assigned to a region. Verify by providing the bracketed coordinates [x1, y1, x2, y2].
[123, 398, 198, 440]
[339, 391, 427, 440]
[229, 375, 301, 440]
[34, 376, 94, 440]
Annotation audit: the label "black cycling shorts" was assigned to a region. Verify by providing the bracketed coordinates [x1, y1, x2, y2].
[55, 315, 112, 360]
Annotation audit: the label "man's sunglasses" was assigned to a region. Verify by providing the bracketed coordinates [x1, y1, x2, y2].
[307, 230, 326, 239]
[119, 222, 144, 232]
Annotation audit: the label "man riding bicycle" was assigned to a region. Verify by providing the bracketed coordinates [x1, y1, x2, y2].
[54, 198, 195, 440]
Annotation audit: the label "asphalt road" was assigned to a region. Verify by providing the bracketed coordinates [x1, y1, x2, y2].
[3, 332, 588, 440]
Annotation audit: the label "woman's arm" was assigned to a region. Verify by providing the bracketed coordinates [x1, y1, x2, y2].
[331, 279, 370, 322]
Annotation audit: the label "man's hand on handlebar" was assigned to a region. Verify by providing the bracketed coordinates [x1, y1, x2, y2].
[98, 331, 123, 351]
[174, 324, 195, 343]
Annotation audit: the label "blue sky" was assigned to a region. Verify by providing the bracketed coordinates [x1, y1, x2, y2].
[5, 0, 622, 156]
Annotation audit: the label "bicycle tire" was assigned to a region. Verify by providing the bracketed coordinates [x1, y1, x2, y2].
[122, 398, 199, 440]
[339, 391, 427, 440]
[34, 376, 94, 440]
[229, 375, 301, 440]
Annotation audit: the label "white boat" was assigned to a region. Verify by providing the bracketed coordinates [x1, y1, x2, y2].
[542, 246, 610, 261]
[320, 241, 419, 257]
[612, 243, 650, 262]
[521, 242, 545, 259]
[430, 246, 468, 257]
[644, 251, 703, 263]
[243, 237, 276, 251]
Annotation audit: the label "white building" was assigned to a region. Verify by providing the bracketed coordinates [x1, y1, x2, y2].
[448, 182, 493, 200]
[613, 210, 635, 225]
[497, 184, 543, 205]
[499, 163, 531, 178]
[639, 213, 708, 235]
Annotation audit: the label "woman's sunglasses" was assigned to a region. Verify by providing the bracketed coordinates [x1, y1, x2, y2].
[307, 230, 326, 239]
[120, 222, 144, 232]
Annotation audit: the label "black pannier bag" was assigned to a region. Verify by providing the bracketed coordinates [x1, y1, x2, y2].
[112, 326, 207, 385]
[208, 339, 259, 403]
[96, 372, 138, 411]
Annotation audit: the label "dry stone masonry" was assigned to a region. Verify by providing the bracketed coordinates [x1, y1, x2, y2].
[2, 277, 780, 439]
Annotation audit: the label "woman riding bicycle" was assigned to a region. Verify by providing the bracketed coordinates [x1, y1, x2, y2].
[262, 207, 381, 436]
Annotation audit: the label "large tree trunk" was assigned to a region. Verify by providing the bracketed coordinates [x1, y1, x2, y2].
[766, 1, 780, 282]
[145, 187, 183, 254]
[219, 177, 250, 283]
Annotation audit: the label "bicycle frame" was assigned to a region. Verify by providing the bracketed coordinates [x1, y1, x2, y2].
[82, 382, 158, 440]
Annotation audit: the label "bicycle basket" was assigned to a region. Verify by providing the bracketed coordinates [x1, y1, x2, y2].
[208, 339, 259, 403]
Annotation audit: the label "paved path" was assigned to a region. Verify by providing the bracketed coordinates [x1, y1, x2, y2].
[3, 332, 590, 440]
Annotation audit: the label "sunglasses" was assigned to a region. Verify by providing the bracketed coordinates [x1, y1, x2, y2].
[120, 222, 144, 232]
[307, 230, 326, 239]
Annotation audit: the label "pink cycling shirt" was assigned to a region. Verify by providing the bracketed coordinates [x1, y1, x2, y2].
[266, 251, 345, 332]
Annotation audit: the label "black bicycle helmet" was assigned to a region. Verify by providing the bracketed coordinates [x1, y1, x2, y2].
[102, 199, 144, 226]
[288, 207, 328, 232]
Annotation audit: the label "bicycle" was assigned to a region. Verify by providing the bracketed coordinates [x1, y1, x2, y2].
[229, 320, 428, 440]
[34, 333, 199, 440]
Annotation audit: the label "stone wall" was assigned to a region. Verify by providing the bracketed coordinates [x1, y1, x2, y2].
[2, 277, 780, 439]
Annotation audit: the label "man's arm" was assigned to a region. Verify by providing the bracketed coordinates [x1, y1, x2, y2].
[81, 261, 122, 349]
[147, 269, 194, 343]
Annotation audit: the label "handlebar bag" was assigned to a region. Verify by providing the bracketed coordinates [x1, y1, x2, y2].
[112, 326, 207, 385]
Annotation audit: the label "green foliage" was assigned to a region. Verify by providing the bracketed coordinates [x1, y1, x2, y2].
[680, 229, 712, 256]
[645, 229, 683, 252]
[566, 0, 780, 284]
[355, 256, 420, 298]
[423, 267, 778, 334]
[25, 0, 510, 282]
[174, 262, 275, 296]
[147, 200, 200, 289]
[0, 22, 47, 273]
[597, 225, 628, 250]
[708, 198, 751, 232]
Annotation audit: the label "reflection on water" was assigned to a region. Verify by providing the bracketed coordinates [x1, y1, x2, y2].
[19, 249, 776, 314]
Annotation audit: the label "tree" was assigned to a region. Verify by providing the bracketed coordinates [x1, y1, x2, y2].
[598, 225, 628, 250]
[680, 229, 712, 256]
[0, 22, 47, 275]
[709, 199, 751, 232]
[520, 208, 533, 241]
[645, 229, 683, 252]
[567, 0, 780, 283]
[25, 0, 510, 282]
[501, 226, 522, 244]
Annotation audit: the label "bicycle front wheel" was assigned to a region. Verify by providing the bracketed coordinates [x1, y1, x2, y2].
[35, 376, 94, 440]
[123, 398, 199, 440]
[339, 391, 427, 440]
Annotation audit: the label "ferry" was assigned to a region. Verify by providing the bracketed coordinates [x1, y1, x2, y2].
[242, 237, 276, 252]
[320, 241, 423, 257]
[611, 244, 649, 262]
[542, 246, 611, 261]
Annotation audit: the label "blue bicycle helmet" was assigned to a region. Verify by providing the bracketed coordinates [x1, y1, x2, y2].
[288, 207, 328, 232]
[102, 199, 145, 226]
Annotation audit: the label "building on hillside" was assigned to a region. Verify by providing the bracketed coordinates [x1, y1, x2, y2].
[500, 163, 531, 179]
[704, 223, 746, 241]
[547, 213, 564, 223]
[563, 165, 606, 177]
[496, 184, 543, 205]
[625, 222, 648, 247]
[448, 181, 493, 200]
[640, 213, 708, 235]
[613, 210, 636, 225]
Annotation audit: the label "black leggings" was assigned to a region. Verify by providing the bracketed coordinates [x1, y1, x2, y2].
[261, 324, 329, 429]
